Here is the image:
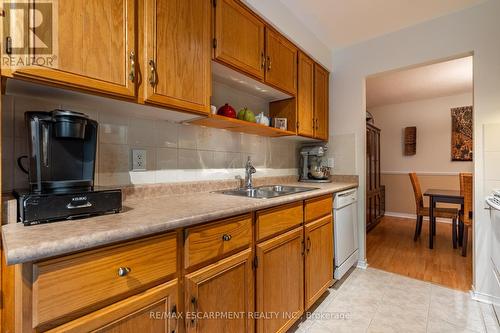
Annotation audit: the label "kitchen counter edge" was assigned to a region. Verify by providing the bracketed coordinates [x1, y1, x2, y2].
[1, 182, 358, 265]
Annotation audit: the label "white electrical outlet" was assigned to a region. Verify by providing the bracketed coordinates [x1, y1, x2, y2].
[132, 149, 147, 171]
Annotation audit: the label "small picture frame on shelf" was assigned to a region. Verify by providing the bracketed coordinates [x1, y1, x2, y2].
[273, 118, 287, 131]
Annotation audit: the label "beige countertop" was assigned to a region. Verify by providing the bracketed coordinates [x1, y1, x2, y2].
[1, 181, 357, 265]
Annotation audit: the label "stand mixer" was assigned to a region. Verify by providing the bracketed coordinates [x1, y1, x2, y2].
[299, 145, 332, 183]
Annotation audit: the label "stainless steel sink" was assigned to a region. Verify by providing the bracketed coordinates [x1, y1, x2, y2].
[215, 185, 318, 199]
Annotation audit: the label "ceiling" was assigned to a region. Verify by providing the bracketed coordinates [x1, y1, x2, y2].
[366, 56, 473, 108]
[277, 0, 485, 50]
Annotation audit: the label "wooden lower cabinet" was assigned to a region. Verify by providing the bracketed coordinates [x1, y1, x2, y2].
[304, 215, 334, 309]
[185, 249, 254, 333]
[2, 196, 340, 333]
[47, 280, 178, 333]
[32, 234, 177, 330]
[256, 227, 304, 333]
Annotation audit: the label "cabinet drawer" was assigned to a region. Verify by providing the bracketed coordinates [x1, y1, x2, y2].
[305, 195, 332, 222]
[33, 233, 177, 329]
[185, 213, 252, 269]
[256, 201, 303, 241]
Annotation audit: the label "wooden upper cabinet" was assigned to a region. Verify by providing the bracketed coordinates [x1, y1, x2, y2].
[256, 227, 304, 333]
[15, 0, 136, 98]
[185, 250, 254, 333]
[297, 52, 314, 137]
[304, 215, 333, 309]
[141, 0, 211, 114]
[314, 64, 329, 141]
[265, 29, 298, 95]
[214, 0, 265, 79]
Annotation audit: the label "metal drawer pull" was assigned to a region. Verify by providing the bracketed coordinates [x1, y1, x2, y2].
[129, 51, 135, 82]
[149, 60, 157, 87]
[66, 202, 92, 209]
[222, 234, 232, 241]
[118, 267, 131, 277]
[267, 56, 271, 71]
[191, 297, 198, 326]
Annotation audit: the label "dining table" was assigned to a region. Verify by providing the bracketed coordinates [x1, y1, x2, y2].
[423, 189, 464, 249]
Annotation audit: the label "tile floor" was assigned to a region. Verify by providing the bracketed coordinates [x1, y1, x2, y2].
[290, 268, 499, 333]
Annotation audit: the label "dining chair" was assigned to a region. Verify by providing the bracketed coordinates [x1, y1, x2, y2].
[409, 173, 460, 245]
[459, 173, 473, 257]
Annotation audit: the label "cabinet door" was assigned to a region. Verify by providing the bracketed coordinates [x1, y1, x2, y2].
[256, 227, 304, 333]
[142, 0, 211, 114]
[214, 0, 265, 79]
[265, 29, 298, 95]
[297, 52, 314, 137]
[305, 215, 333, 309]
[185, 249, 254, 333]
[48, 281, 178, 333]
[314, 64, 329, 141]
[16, 0, 136, 98]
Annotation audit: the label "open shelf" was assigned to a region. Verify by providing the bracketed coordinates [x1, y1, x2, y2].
[189, 114, 296, 137]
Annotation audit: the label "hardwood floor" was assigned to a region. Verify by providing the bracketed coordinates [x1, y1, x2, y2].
[366, 216, 472, 291]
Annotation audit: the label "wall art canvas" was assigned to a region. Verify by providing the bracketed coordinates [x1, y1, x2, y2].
[451, 106, 473, 161]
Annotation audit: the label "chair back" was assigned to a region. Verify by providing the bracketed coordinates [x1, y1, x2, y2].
[460, 173, 473, 225]
[409, 172, 424, 213]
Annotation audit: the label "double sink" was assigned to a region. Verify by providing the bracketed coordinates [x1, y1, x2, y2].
[215, 185, 318, 199]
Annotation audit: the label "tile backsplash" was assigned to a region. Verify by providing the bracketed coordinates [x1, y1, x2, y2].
[2, 93, 299, 192]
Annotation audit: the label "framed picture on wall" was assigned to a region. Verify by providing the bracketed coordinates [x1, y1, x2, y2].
[451, 106, 473, 161]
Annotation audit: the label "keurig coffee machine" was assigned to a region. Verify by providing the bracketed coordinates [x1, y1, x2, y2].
[14, 110, 122, 225]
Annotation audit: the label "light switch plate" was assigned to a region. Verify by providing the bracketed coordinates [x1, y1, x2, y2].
[132, 149, 147, 171]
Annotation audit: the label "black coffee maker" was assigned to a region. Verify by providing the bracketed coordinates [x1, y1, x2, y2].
[14, 110, 122, 225]
[26, 110, 97, 193]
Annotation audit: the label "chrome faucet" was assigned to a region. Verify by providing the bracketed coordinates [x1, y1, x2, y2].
[244, 156, 256, 189]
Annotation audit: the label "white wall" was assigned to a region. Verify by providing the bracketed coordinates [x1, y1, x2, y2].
[332, 0, 500, 302]
[370, 93, 473, 173]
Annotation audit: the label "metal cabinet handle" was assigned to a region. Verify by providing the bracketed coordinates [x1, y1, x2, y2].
[307, 236, 311, 253]
[261, 51, 265, 70]
[171, 304, 178, 333]
[222, 234, 232, 241]
[129, 51, 135, 82]
[267, 56, 271, 71]
[149, 60, 157, 87]
[190, 296, 198, 327]
[117, 267, 131, 277]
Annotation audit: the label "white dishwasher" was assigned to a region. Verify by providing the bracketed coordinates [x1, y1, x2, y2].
[333, 188, 359, 280]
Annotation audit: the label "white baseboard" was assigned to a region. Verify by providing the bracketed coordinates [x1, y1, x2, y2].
[385, 211, 453, 224]
[471, 287, 500, 306]
[357, 259, 368, 269]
